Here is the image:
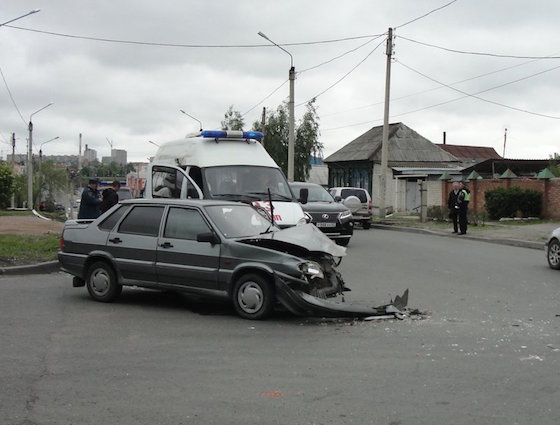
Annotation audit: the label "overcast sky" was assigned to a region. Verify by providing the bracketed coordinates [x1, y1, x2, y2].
[1, 0, 560, 164]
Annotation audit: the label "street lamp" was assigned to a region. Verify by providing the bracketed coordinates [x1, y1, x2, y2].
[179, 110, 203, 132]
[0, 9, 40, 27]
[39, 136, 60, 168]
[28, 102, 54, 210]
[258, 31, 295, 182]
[148, 140, 160, 148]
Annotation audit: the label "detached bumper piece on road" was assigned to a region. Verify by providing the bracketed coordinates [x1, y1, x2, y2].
[275, 281, 415, 319]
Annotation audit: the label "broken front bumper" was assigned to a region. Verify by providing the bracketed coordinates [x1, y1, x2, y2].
[274, 274, 409, 318]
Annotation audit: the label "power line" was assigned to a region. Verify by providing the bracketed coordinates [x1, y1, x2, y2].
[322, 59, 560, 132]
[245, 36, 380, 116]
[321, 56, 545, 118]
[297, 38, 386, 107]
[0, 65, 26, 125]
[395, 60, 560, 119]
[242, 79, 288, 117]
[299, 34, 384, 74]
[397, 0, 459, 28]
[5, 24, 385, 49]
[399, 35, 560, 59]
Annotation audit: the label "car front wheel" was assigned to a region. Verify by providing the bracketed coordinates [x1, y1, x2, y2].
[86, 261, 122, 302]
[548, 239, 560, 270]
[232, 273, 274, 320]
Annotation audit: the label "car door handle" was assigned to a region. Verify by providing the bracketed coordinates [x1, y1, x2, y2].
[160, 242, 174, 248]
[108, 237, 122, 244]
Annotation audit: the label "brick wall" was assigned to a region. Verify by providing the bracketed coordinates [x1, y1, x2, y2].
[441, 178, 560, 219]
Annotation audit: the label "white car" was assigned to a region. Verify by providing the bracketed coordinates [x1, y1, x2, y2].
[328, 187, 372, 229]
[546, 227, 560, 270]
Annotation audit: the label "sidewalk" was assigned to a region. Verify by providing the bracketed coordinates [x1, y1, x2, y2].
[1, 218, 558, 276]
[372, 218, 558, 250]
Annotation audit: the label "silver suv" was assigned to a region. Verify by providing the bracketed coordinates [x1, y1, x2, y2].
[328, 187, 372, 229]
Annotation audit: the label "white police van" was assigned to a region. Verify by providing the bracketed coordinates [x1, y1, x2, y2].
[144, 130, 306, 227]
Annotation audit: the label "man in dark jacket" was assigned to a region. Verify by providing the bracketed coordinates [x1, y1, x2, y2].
[78, 178, 101, 219]
[100, 180, 121, 213]
[447, 181, 460, 233]
[456, 181, 471, 235]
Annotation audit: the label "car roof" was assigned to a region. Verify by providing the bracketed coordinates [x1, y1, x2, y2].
[119, 198, 247, 208]
[289, 182, 322, 188]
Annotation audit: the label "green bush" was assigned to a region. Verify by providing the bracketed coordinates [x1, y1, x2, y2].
[485, 187, 542, 219]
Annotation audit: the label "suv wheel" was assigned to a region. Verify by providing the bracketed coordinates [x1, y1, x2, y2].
[362, 221, 371, 230]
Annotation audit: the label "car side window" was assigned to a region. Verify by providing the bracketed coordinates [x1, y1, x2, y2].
[163, 207, 210, 240]
[118, 206, 164, 236]
[98, 205, 130, 231]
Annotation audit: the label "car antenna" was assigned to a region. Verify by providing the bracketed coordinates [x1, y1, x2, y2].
[267, 188, 275, 227]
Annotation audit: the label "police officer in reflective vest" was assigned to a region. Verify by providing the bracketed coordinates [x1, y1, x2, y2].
[456, 181, 470, 235]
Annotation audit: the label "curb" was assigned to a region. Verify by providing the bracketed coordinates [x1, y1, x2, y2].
[0, 260, 60, 276]
[371, 224, 545, 251]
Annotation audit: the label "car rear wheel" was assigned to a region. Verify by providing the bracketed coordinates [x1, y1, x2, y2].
[362, 221, 371, 229]
[86, 261, 122, 302]
[232, 273, 274, 320]
[548, 239, 560, 270]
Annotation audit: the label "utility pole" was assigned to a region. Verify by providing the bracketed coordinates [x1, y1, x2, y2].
[78, 133, 82, 171]
[379, 27, 393, 218]
[261, 107, 266, 147]
[502, 128, 508, 158]
[11, 133, 15, 208]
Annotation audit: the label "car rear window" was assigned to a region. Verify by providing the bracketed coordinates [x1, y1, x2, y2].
[99, 205, 130, 231]
[340, 189, 367, 203]
[118, 206, 164, 236]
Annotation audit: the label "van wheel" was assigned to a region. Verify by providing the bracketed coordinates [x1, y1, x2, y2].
[86, 261, 122, 302]
[232, 274, 274, 320]
[362, 221, 371, 229]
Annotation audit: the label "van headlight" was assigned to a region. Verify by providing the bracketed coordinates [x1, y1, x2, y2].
[297, 215, 310, 225]
[298, 261, 324, 279]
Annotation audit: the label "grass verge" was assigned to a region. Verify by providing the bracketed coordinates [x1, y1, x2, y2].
[0, 234, 60, 266]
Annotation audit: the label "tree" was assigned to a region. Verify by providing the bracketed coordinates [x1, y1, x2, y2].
[221, 105, 245, 130]
[0, 162, 15, 208]
[549, 152, 560, 176]
[34, 160, 68, 209]
[294, 99, 322, 181]
[250, 99, 322, 181]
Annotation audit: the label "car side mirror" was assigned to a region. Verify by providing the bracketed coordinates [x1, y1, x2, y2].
[334, 195, 342, 202]
[197, 232, 220, 245]
[299, 188, 309, 205]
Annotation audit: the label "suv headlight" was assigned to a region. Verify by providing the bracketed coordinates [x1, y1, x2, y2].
[338, 210, 352, 221]
[298, 261, 324, 279]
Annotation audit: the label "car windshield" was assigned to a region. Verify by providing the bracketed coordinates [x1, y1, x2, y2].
[205, 204, 278, 238]
[204, 166, 294, 201]
[293, 185, 334, 202]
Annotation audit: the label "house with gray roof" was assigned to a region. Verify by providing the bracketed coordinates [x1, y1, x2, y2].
[324, 122, 461, 213]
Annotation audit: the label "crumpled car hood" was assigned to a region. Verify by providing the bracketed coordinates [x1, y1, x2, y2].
[238, 223, 346, 257]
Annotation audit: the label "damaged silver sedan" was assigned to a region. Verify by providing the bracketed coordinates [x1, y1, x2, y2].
[58, 199, 408, 320]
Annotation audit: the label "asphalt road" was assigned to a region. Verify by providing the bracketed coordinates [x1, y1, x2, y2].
[1, 229, 559, 425]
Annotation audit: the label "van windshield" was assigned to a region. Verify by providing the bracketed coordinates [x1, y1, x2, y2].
[204, 166, 294, 202]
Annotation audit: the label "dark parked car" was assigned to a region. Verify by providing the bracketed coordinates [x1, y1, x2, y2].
[58, 199, 407, 320]
[289, 182, 353, 246]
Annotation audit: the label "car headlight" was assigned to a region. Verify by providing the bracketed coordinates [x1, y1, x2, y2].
[299, 261, 324, 279]
[338, 210, 352, 221]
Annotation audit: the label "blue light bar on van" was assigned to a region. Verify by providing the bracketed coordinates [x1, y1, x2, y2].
[201, 130, 264, 141]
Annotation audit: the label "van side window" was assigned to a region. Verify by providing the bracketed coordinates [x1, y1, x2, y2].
[152, 167, 182, 198]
